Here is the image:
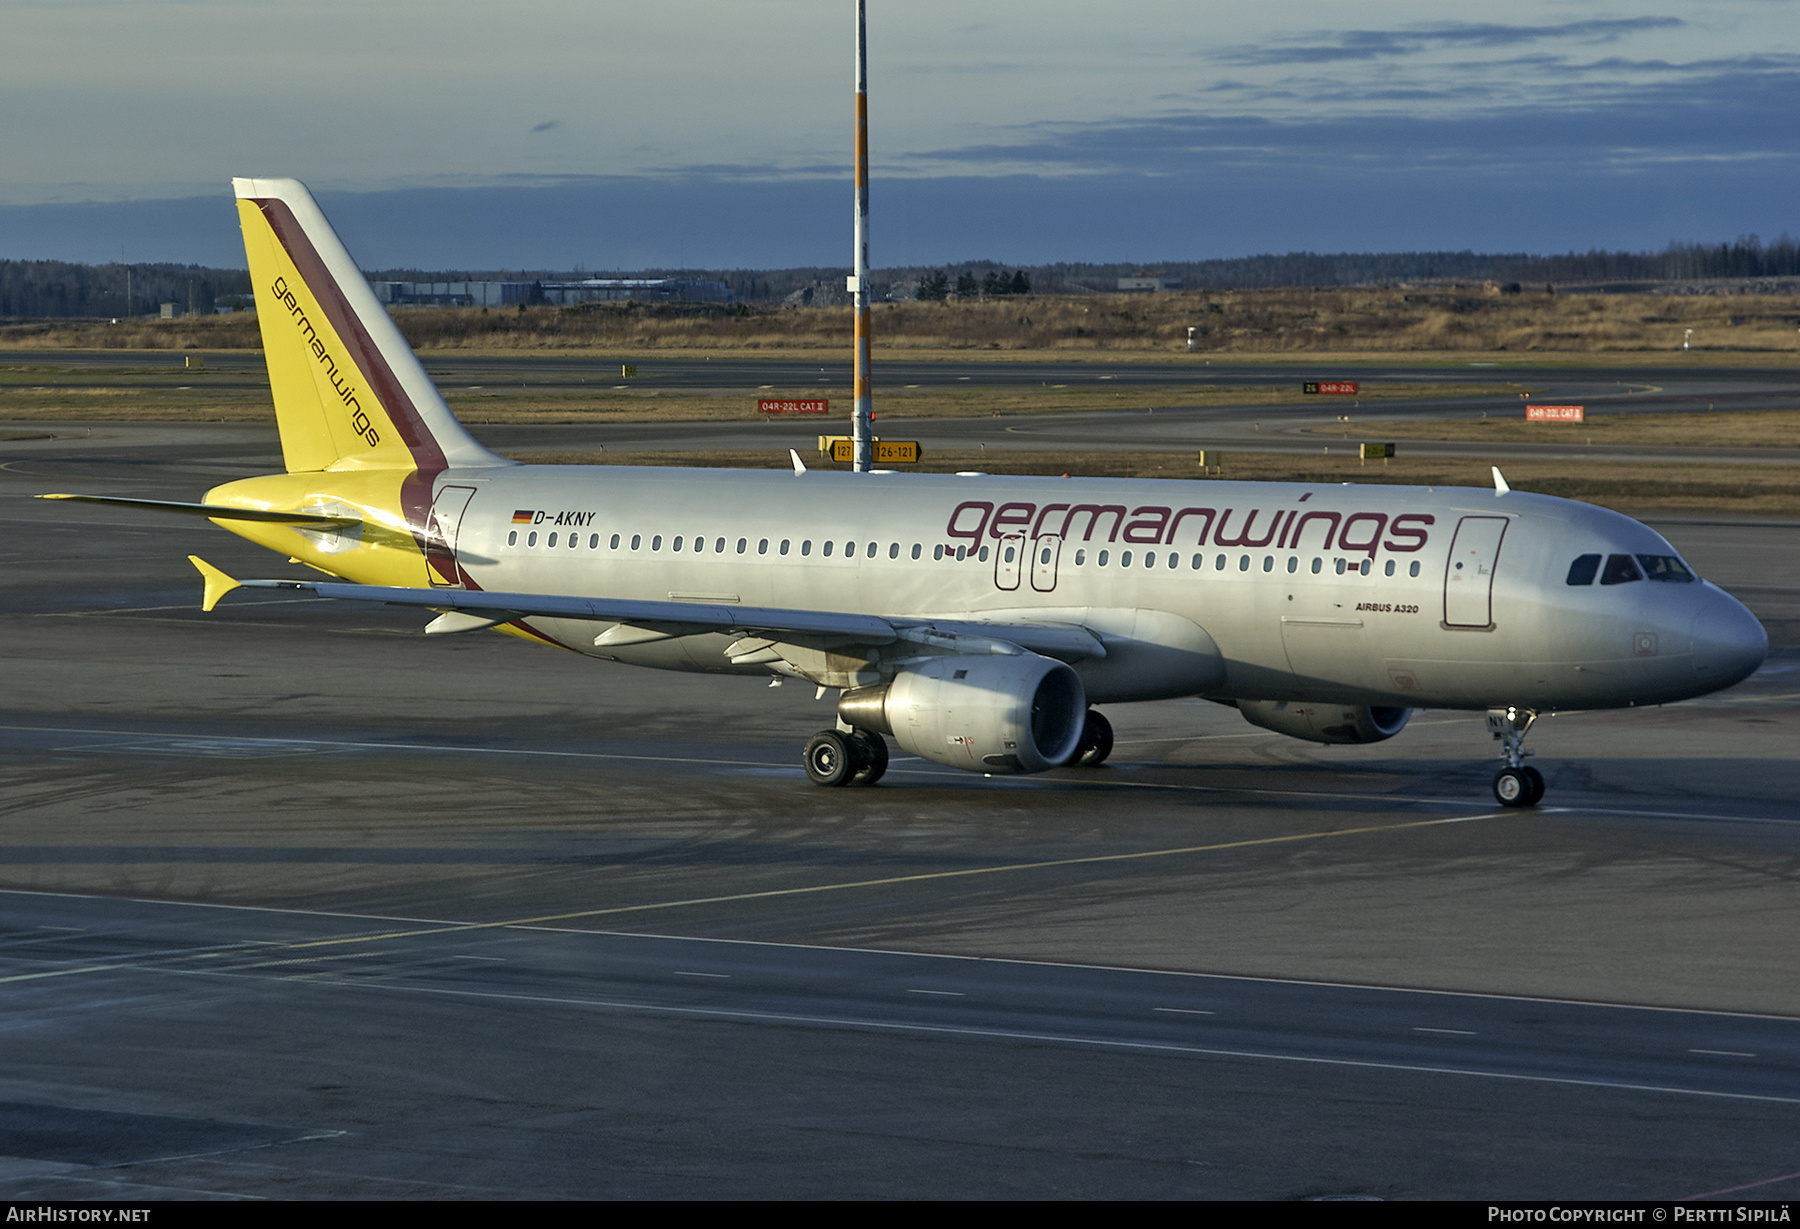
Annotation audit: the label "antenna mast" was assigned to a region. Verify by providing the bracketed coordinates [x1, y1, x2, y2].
[850, 0, 873, 472]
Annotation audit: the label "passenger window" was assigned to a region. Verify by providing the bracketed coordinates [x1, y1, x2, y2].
[780, 539, 790, 555]
[588, 534, 598, 549]
[1122, 550, 1134, 567]
[1215, 554, 1227, 571]
[507, 530, 518, 546]
[1142, 551, 1152, 568]
[1076, 549, 1087, 565]
[1262, 556, 1273, 572]
[1238, 555, 1249, 572]
[610, 533, 620, 549]
[802, 540, 812, 556]
[1334, 558, 1346, 575]
[824, 541, 835, 557]
[1004, 545, 1017, 564]
[1566, 554, 1601, 585]
[956, 546, 967, 561]
[672, 535, 683, 551]
[891, 543, 900, 559]
[569, 534, 578, 549]
[978, 545, 990, 562]
[868, 541, 878, 558]
[1191, 553, 1202, 570]
[1168, 552, 1178, 569]
[528, 531, 538, 547]
[651, 535, 662, 551]
[1359, 559, 1370, 575]
[1098, 550, 1109, 566]
[630, 534, 641, 550]
[1637, 555, 1695, 583]
[737, 538, 747, 554]
[911, 544, 921, 559]
[1311, 558, 1322, 574]
[1384, 559, 1394, 577]
[548, 532, 558, 547]
[934, 544, 944, 560]
[716, 537, 726, 553]
[1409, 561, 1420, 578]
[1600, 554, 1643, 585]
[1287, 557, 1298, 573]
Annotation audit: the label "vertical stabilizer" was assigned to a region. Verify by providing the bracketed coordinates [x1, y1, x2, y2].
[233, 177, 505, 475]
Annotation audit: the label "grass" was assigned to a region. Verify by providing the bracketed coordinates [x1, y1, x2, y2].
[506, 448, 1800, 517]
[0, 361, 1528, 424]
[6, 285, 1800, 358]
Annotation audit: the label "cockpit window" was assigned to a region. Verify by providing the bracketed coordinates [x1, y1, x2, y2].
[1600, 554, 1643, 585]
[1566, 554, 1601, 586]
[1636, 554, 1695, 583]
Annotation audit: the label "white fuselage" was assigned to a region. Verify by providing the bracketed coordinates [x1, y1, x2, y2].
[416, 465, 1767, 713]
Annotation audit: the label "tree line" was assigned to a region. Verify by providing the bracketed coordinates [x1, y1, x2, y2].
[0, 261, 251, 319]
[5, 235, 1796, 319]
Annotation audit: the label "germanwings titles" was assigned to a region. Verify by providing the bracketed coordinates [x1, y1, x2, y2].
[42, 179, 1768, 804]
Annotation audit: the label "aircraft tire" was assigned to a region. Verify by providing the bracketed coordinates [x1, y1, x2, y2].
[1068, 710, 1115, 768]
[848, 730, 889, 786]
[804, 730, 856, 787]
[1492, 766, 1539, 808]
[1520, 765, 1545, 806]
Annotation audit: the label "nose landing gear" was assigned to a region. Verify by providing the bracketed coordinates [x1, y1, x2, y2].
[1487, 707, 1544, 807]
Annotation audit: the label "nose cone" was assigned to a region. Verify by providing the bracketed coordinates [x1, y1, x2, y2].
[1689, 587, 1767, 692]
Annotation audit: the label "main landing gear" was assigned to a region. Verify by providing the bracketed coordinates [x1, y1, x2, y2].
[1487, 706, 1544, 808]
[1066, 709, 1114, 768]
[803, 728, 888, 787]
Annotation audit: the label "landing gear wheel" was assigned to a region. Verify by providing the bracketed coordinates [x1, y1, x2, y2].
[1520, 765, 1545, 807]
[1067, 710, 1114, 768]
[804, 730, 855, 787]
[848, 730, 888, 786]
[1493, 766, 1543, 808]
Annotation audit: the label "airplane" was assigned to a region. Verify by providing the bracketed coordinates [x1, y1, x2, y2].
[42, 177, 1768, 806]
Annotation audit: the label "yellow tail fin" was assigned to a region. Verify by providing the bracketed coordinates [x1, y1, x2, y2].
[233, 177, 503, 476]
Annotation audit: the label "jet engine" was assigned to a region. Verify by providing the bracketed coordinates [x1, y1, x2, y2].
[839, 653, 1086, 774]
[1235, 700, 1411, 745]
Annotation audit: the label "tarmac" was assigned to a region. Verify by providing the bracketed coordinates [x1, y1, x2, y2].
[0, 369, 1796, 1199]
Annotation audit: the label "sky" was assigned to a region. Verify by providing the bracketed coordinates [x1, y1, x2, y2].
[1, 1, 1795, 269]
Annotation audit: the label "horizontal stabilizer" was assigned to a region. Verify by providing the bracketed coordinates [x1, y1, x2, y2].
[39, 494, 361, 528]
[187, 556, 242, 613]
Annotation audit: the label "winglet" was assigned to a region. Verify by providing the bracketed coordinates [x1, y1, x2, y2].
[188, 555, 241, 612]
[790, 448, 808, 474]
[1492, 466, 1511, 495]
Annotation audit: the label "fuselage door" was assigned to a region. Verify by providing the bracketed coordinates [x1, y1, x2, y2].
[994, 533, 1024, 591]
[1443, 515, 1508, 627]
[425, 484, 479, 587]
[1030, 534, 1062, 592]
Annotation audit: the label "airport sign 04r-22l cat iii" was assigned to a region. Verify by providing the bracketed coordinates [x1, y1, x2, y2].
[43, 179, 1767, 804]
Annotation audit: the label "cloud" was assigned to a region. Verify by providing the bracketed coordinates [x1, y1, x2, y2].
[531, 120, 561, 133]
[904, 56, 1800, 180]
[1217, 17, 1684, 66]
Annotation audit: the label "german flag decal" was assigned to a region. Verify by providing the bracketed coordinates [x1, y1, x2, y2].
[512, 510, 535, 524]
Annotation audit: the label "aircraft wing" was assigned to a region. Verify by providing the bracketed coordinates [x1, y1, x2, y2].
[188, 557, 1106, 662]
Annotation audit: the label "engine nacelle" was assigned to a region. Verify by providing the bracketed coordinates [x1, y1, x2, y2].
[1235, 700, 1411, 745]
[839, 654, 1087, 774]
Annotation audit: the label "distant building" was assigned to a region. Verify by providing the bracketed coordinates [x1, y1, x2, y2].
[370, 278, 733, 307]
[1117, 276, 1183, 292]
